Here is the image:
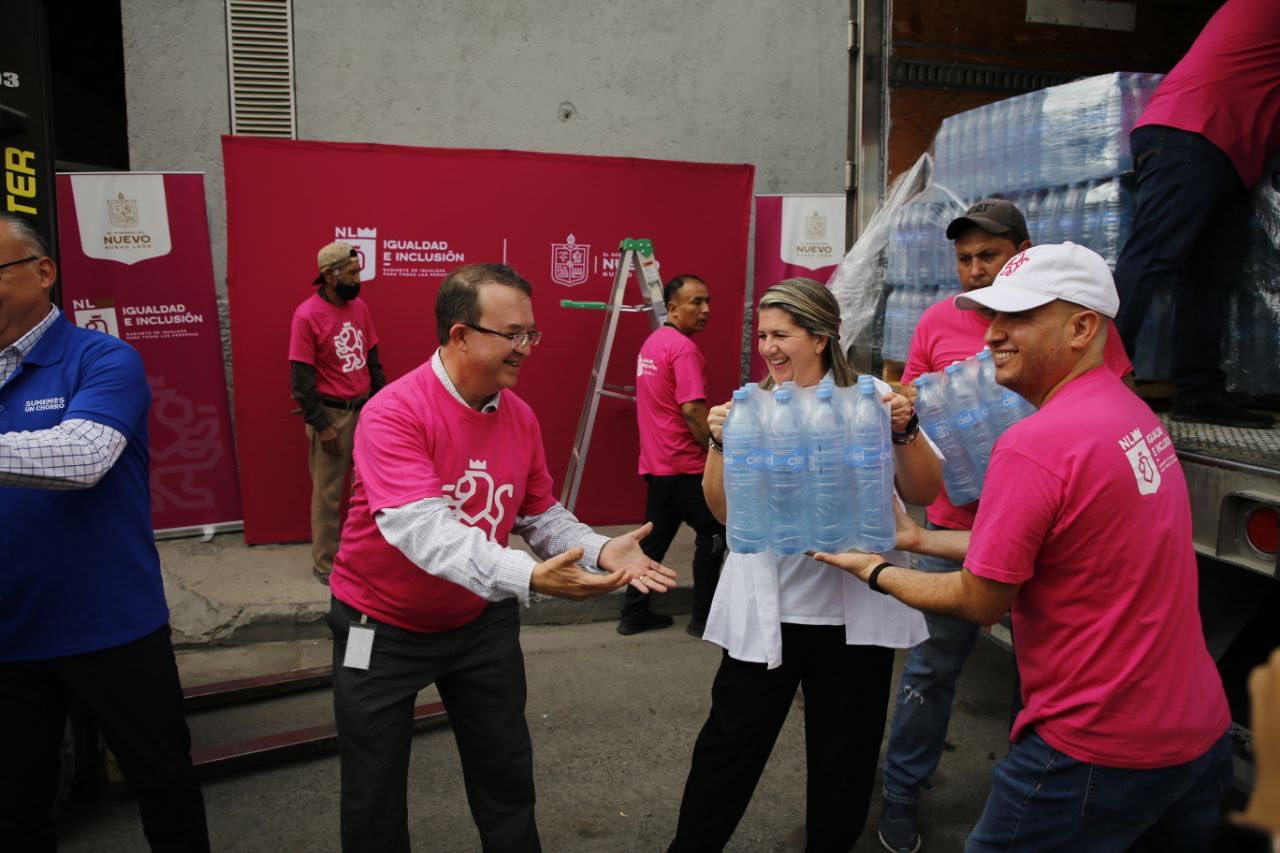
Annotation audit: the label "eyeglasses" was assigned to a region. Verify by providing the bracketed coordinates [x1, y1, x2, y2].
[465, 323, 543, 350]
[0, 256, 38, 280]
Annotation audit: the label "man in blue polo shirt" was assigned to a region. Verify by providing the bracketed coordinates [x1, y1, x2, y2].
[0, 214, 208, 850]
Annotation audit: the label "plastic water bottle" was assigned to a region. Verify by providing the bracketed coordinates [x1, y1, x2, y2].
[1025, 190, 1045, 244]
[807, 386, 851, 551]
[913, 373, 982, 505]
[722, 388, 768, 554]
[1058, 184, 1086, 244]
[847, 376, 896, 552]
[765, 388, 808, 555]
[975, 349, 1034, 436]
[1039, 187, 1064, 245]
[944, 362, 998, 479]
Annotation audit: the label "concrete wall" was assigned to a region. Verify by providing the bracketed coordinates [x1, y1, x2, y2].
[122, 0, 848, 354]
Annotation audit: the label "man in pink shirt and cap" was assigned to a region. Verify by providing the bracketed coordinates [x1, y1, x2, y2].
[818, 243, 1232, 851]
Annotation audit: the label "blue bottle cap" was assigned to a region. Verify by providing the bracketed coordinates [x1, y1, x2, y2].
[913, 374, 931, 388]
[775, 388, 792, 402]
[816, 386, 833, 399]
[976, 349, 991, 361]
[945, 362, 963, 374]
[732, 388, 749, 401]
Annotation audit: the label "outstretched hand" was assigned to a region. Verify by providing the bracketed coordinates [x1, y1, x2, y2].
[530, 547, 629, 600]
[598, 522, 679, 594]
[1240, 648, 1280, 834]
[811, 549, 886, 583]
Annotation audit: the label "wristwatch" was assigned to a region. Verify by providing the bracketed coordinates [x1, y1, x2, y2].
[708, 435, 724, 454]
[892, 412, 920, 445]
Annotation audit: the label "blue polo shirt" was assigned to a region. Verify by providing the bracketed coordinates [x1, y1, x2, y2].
[0, 314, 169, 662]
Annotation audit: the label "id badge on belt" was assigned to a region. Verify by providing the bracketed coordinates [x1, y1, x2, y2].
[343, 613, 375, 670]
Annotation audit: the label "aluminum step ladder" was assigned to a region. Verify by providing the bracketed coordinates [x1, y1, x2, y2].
[559, 238, 667, 512]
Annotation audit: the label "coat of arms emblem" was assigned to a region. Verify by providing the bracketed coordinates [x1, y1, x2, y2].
[804, 211, 827, 241]
[550, 234, 589, 287]
[107, 193, 139, 229]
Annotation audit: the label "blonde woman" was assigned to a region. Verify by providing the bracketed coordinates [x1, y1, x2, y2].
[668, 278, 941, 852]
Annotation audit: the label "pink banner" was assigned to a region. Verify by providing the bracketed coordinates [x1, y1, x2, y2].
[55, 172, 242, 531]
[223, 138, 753, 542]
[751, 194, 846, 380]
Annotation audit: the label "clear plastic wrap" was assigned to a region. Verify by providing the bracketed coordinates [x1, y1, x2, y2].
[1224, 170, 1280, 400]
[828, 156, 965, 368]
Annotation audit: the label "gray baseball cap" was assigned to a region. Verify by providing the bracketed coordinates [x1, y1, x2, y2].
[945, 198, 1030, 246]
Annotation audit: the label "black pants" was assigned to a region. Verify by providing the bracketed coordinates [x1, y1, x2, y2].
[1113, 125, 1251, 400]
[0, 625, 208, 852]
[329, 596, 539, 853]
[669, 624, 896, 852]
[623, 473, 726, 621]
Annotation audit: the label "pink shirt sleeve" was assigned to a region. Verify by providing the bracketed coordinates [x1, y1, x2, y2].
[287, 304, 317, 365]
[520, 416, 558, 517]
[901, 317, 933, 384]
[671, 346, 707, 406]
[965, 448, 1064, 584]
[353, 404, 444, 513]
[1102, 321, 1133, 378]
[361, 300, 380, 351]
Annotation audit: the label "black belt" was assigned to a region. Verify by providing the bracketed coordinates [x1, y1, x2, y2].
[319, 395, 368, 411]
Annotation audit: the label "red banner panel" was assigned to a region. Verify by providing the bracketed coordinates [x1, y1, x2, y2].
[223, 138, 753, 544]
[55, 172, 243, 531]
[750, 195, 846, 381]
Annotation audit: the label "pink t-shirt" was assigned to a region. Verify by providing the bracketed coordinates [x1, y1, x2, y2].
[330, 362, 557, 633]
[288, 293, 380, 400]
[966, 366, 1230, 768]
[1135, 0, 1280, 188]
[636, 326, 709, 476]
[903, 296, 1134, 530]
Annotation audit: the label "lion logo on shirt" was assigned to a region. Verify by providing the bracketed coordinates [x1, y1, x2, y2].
[442, 459, 515, 541]
[1118, 427, 1162, 496]
[333, 321, 367, 373]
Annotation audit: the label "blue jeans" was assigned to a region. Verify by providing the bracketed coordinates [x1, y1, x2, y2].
[881, 526, 981, 805]
[966, 729, 1233, 852]
[1112, 125, 1250, 400]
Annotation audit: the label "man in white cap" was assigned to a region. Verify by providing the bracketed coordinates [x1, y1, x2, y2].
[816, 243, 1232, 850]
[289, 240, 386, 584]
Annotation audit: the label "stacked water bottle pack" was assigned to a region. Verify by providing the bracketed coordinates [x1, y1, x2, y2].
[722, 376, 897, 557]
[912, 350, 1036, 506]
[933, 72, 1162, 198]
[881, 198, 966, 362]
[882, 72, 1169, 372]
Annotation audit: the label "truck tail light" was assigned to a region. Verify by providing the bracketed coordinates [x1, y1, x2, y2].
[1246, 507, 1279, 557]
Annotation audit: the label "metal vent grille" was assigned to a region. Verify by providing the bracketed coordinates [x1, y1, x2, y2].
[226, 0, 296, 138]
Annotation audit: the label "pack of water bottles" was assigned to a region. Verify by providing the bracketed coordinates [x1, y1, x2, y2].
[721, 376, 897, 556]
[882, 193, 966, 362]
[934, 72, 1162, 198]
[912, 350, 1036, 506]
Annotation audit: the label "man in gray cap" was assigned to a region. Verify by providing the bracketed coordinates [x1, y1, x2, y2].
[288, 241, 386, 584]
[878, 200, 1134, 853]
[819, 243, 1231, 851]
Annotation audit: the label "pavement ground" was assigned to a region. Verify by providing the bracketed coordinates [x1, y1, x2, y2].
[54, 522, 1016, 851]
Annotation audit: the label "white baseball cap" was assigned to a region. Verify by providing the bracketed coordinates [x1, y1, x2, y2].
[954, 242, 1119, 318]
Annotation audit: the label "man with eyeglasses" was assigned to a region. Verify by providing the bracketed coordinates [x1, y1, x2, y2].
[289, 240, 386, 585]
[620, 273, 725, 638]
[0, 214, 208, 849]
[326, 262, 679, 852]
